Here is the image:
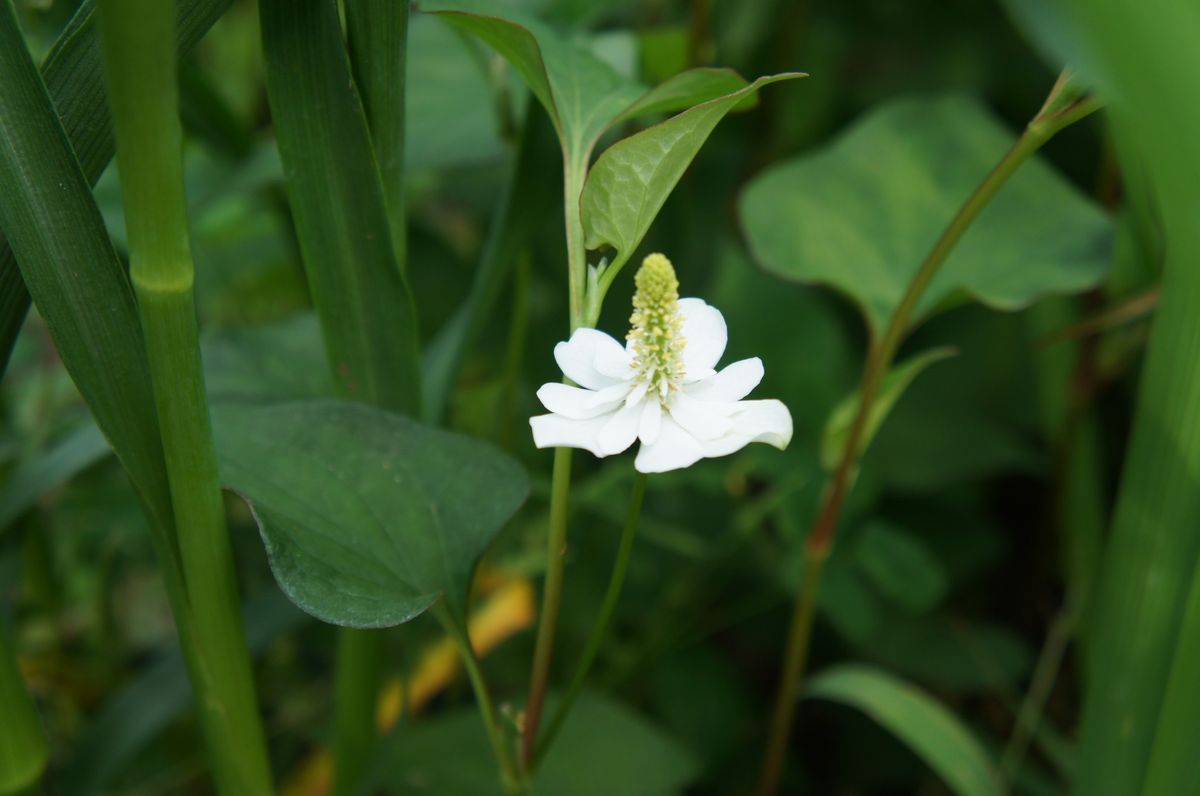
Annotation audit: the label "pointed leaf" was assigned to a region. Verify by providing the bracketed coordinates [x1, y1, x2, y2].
[740, 95, 1113, 333]
[808, 664, 1004, 796]
[821, 347, 956, 471]
[582, 73, 803, 267]
[612, 67, 751, 124]
[212, 400, 529, 628]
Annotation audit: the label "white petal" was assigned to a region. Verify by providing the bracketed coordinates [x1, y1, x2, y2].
[586, 381, 634, 408]
[597, 399, 642, 455]
[634, 414, 705, 473]
[537, 383, 622, 419]
[530, 413, 613, 457]
[699, 399, 794, 458]
[554, 328, 629, 390]
[638, 397, 662, 445]
[677, 297, 727, 382]
[686, 357, 763, 402]
[624, 380, 649, 407]
[668, 392, 733, 441]
[594, 340, 634, 380]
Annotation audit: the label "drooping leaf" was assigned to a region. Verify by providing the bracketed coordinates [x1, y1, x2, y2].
[821, 347, 956, 471]
[212, 400, 529, 628]
[260, 0, 422, 414]
[808, 664, 1004, 796]
[374, 692, 697, 794]
[582, 73, 802, 271]
[0, 0, 235, 373]
[740, 95, 1112, 333]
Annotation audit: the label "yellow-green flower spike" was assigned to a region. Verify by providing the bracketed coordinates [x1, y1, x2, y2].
[628, 253, 686, 400]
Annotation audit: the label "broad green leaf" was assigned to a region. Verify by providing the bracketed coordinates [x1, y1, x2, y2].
[582, 73, 802, 269]
[808, 665, 1004, 796]
[0, 423, 110, 534]
[855, 522, 949, 614]
[820, 347, 956, 471]
[212, 400, 529, 628]
[0, 3, 175, 544]
[260, 0, 422, 415]
[740, 95, 1112, 333]
[0, 0, 234, 373]
[375, 692, 697, 794]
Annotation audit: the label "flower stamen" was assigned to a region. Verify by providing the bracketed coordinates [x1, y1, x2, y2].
[627, 253, 686, 401]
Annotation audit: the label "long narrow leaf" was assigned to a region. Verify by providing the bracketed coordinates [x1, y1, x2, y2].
[0, 2, 175, 546]
[0, 0, 233, 373]
[808, 665, 1004, 796]
[260, 0, 422, 415]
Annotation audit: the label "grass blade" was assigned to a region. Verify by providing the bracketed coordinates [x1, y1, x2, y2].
[808, 664, 1004, 796]
[260, 0, 422, 414]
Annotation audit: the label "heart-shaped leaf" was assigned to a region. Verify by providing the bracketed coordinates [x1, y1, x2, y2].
[212, 400, 529, 628]
[740, 94, 1112, 333]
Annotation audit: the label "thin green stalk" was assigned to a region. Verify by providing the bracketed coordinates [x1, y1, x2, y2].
[331, 628, 383, 796]
[535, 472, 648, 765]
[435, 607, 521, 793]
[754, 76, 1101, 796]
[0, 621, 46, 794]
[96, 3, 272, 794]
[522, 446, 574, 766]
[755, 545, 827, 796]
[563, 156, 589, 331]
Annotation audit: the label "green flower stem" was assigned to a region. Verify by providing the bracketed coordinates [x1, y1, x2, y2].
[755, 75, 1101, 796]
[331, 628, 383, 796]
[0, 621, 46, 795]
[522, 446, 575, 766]
[564, 157, 589, 332]
[96, 3, 272, 794]
[534, 471, 648, 766]
[435, 607, 522, 793]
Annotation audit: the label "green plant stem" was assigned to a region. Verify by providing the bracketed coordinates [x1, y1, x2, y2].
[96, 3, 272, 794]
[522, 446, 574, 767]
[0, 620, 46, 794]
[331, 628, 383, 796]
[754, 77, 1101, 796]
[534, 471, 648, 765]
[436, 607, 521, 793]
[564, 157, 588, 330]
[755, 545, 827, 796]
[1001, 608, 1076, 782]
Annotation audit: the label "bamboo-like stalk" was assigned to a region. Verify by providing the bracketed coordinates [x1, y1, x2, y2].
[96, 3, 272, 794]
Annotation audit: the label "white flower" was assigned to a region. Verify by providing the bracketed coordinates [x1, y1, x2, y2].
[530, 253, 793, 474]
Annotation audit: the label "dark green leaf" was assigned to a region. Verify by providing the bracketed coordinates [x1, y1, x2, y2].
[808, 665, 1004, 796]
[855, 522, 949, 614]
[740, 95, 1112, 333]
[212, 400, 529, 627]
[260, 0, 422, 414]
[0, 423, 110, 534]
